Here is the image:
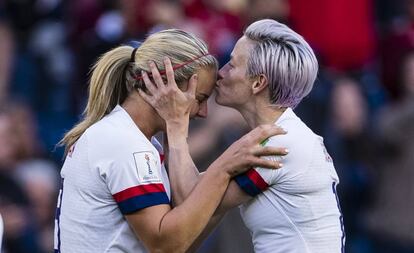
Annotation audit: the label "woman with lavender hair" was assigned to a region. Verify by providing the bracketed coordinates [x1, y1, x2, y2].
[141, 19, 345, 253]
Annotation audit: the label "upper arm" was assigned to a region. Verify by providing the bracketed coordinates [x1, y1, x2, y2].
[215, 165, 278, 214]
[125, 204, 171, 251]
[232, 152, 282, 196]
[216, 137, 286, 213]
[233, 167, 273, 197]
[215, 180, 252, 214]
[105, 149, 172, 250]
[193, 172, 251, 214]
[106, 149, 170, 215]
[209, 158, 280, 215]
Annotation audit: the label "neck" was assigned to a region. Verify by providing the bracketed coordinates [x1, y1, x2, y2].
[121, 92, 164, 140]
[237, 99, 286, 129]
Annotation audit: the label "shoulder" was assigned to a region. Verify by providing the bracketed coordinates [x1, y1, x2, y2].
[269, 110, 318, 153]
[265, 110, 321, 176]
[84, 115, 151, 163]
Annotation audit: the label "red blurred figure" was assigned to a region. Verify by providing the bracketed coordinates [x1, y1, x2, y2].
[289, 0, 377, 71]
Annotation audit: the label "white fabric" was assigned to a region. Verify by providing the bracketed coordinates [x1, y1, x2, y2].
[0, 213, 3, 251]
[54, 105, 170, 253]
[238, 108, 345, 253]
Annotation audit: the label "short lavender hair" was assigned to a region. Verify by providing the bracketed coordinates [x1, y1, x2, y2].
[244, 19, 318, 108]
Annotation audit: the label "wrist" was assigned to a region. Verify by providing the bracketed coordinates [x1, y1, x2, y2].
[166, 123, 189, 148]
[166, 116, 188, 130]
[207, 159, 233, 180]
[165, 116, 189, 126]
[205, 165, 231, 183]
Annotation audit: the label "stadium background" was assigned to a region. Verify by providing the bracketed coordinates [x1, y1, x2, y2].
[0, 0, 413, 252]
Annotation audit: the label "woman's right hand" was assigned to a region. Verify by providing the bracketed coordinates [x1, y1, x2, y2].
[138, 57, 197, 125]
[211, 125, 288, 177]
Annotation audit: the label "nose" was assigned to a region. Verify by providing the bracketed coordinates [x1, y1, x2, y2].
[197, 101, 208, 118]
[217, 66, 226, 80]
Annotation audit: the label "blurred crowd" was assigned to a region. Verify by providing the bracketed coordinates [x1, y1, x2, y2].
[0, 0, 413, 252]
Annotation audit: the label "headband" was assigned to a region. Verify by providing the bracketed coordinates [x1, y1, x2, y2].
[134, 53, 211, 81]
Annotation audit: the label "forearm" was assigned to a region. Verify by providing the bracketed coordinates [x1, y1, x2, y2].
[184, 177, 252, 252]
[176, 174, 251, 253]
[166, 121, 201, 205]
[186, 212, 225, 253]
[165, 123, 242, 252]
[157, 168, 229, 252]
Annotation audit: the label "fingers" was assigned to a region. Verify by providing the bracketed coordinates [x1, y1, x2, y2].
[187, 74, 198, 97]
[251, 146, 289, 157]
[137, 88, 153, 106]
[249, 125, 287, 143]
[248, 146, 287, 169]
[249, 157, 283, 169]
[146, 58, 180, 93]
[141, 71, 157, 95]
[164, 57, 178, 89]
[149, 61, 166, 89]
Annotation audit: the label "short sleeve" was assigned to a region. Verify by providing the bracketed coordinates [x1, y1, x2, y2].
[106, 150, 170, 215]
[234, 155, 280, 197]
[234, 168, 269, 196]
[234, 137, 283, 197]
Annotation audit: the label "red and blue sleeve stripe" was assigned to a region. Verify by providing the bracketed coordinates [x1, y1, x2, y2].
[112, 183, 170, 214]
[234, 169, 269, 197]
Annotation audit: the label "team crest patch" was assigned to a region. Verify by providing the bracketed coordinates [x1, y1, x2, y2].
[133, 151, 161, 183]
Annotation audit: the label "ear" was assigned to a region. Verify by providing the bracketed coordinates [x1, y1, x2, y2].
[252, 74, 268, 95]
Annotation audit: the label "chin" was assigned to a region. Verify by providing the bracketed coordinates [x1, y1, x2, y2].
[214, 95, 224, 105]
[215, 97, 231, 107]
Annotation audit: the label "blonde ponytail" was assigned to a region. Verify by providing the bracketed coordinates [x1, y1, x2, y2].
[60, 29, 218, 155]
[60, 46, 133, 153]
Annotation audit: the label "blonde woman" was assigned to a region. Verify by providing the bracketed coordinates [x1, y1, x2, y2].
[54, 29, 285, 253]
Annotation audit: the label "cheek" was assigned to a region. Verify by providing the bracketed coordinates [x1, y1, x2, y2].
[222, 77, 238, 92]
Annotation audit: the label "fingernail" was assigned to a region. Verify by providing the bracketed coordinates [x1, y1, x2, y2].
[277, 126, 287, 133]
[164, 56, 169, 62]
[284, 149, 289, 154]
[278, 163, 283, 168]
[194, 74, 198, 80]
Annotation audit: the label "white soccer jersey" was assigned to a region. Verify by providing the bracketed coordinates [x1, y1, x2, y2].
[0, 213, 3, 251]
[54, 105, 170, 253]
[234, 108, 345, 253]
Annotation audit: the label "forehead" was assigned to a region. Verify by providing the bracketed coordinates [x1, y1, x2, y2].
[196, 67, 217, 95]
[231, 36, 256, 63]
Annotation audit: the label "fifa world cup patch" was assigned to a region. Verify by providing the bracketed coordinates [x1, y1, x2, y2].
[133, 151, 162, 183]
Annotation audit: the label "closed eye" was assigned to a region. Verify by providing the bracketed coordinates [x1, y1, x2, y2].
[196, 94, 209, 104]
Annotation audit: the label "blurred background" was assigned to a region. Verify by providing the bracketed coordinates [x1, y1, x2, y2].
[0, 0, 413, 252]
